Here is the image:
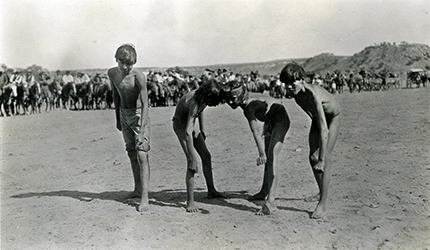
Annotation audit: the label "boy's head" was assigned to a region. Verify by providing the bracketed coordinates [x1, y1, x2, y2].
[221, 80, 248, 109]
[279, 62, 306, 84]
[115, 44, 137, 65]
[115, 44, 137, 75]
[194, 79, 223, 107]
[280, 62, 306, 98]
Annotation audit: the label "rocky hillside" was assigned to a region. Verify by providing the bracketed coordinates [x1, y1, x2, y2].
[302, 42, 430, 76]
[147, 42, 429, 78]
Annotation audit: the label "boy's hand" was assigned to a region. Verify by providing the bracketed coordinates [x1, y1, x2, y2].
[313, 161, 325, 172]
[256, 156, 267, 166]
[187, 158, 198, 174]
[136, 134, 150, 152]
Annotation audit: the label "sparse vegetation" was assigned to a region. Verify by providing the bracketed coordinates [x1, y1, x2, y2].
[139, 42, 429, 78]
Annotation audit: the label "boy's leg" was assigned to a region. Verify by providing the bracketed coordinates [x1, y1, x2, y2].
[178, 134, 199, 212]
[137, 150, 150, 212]
[193, 133, 226, 199]
[125, 150, 142, 199]
[185, 169, 198, 212]
[309, 116, 341, 219]
[247, 136, 270, 200]
[173, 123, 200, 212]
[256, 116, 289, 215]
[307, 121, 322, 203]
[256, 139, 282, 215]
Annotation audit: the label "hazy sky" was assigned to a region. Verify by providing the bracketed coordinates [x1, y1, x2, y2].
[1, 0, 429, 70]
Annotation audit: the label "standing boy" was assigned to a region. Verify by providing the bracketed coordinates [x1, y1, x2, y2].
[108, 44, 151, 212]
[280, 62, 341, 219]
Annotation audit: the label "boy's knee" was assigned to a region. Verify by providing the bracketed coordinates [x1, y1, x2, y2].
[309, 154, 318, 165]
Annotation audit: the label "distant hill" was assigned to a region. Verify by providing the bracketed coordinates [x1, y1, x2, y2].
[302, 42, 430, 76]
[86, 42, 430, 78]
[150, 42, 430, 77]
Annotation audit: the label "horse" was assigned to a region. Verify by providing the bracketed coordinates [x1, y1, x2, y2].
[15, 83, 30, 115]
[76, 82, 93, 110]
[40, 80, 62, 112]
[94, 82, 113, 109]
[28, 83, 42, 114]
[269, 80, 284, 99]
[147, 80, 163, 107]
[0, 86, 15, 116]
[253, 79, 270, 94]
[384, 76, 401, 90]
[61, 82, 79, 110]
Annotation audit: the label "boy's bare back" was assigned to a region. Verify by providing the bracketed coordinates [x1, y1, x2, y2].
[173, 90, 201, 122]
[293, 83, 340, 119]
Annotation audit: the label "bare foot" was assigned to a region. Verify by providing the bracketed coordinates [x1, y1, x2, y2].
[186, 202, 200, 213]
[138, 203, 149, 212]
[311, 205, 326, 219]
[247, 192, 268, 201]
[207, 190, 228, 199]
[256, 201, 277, 215]
[137, 197, 149, 212]
[304, 193, 320, 202]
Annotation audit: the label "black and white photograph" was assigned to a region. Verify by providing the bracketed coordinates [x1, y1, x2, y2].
[1, 0, 429, 249]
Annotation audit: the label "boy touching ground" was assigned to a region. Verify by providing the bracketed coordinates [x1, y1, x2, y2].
[108, 44, 151, 212]
[280, 62, 341, 219]
[222, 81, 290, 215]
[172, 79, 227, 212]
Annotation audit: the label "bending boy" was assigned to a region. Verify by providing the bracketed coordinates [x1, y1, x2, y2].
[108, 44, 151, 212]
[172, 79, 227, 212]
[222, 81, 290, 215]
[280, 62, 341, 219]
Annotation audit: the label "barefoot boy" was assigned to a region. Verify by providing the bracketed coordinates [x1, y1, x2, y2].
[280, 62, 341, 219]
[108, 44, 150, 212]
[172, 79, 227, 212]
[222, 81, 290, 215]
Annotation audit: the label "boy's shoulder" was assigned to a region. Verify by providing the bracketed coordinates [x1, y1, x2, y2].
[305, 82, 326, 94]
[107, 67, 119, 75]
[131, 68, 145, 77]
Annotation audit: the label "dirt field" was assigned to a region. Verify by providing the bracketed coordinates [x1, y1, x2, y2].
[1, 87, 429, 250]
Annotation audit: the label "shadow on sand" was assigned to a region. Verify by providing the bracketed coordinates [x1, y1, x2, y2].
[10, 189, 311, 216]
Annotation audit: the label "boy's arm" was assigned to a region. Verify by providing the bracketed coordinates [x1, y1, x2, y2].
[136, 72, 150, 151]
[198, 112, 206, 140]
[313, 92, 329, 165]
[185, 101, 200, 173]
[244, 109, 266, 166]
[108, 69, 121, 131]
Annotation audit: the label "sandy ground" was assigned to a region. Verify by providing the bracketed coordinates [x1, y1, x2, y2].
[1, 87, 429, 250]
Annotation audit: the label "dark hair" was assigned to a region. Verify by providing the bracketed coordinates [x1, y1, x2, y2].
[115, 44, 137, 65]
[194, 79, 223, 106]
[279, 62, 306, 84]
[221, 80, 248, 103]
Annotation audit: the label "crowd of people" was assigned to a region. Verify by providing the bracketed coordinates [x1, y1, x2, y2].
[1, 61, 426, 118]
[0, 63, 283, 117]
[0, 65, 113, 117]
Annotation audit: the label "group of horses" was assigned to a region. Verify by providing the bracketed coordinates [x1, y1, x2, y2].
[0, 76, 113, 117]
[145, 73, 278, 107]
[3, 68, 425, 117]
[319, 72, 405, 94]
[345, 74, 403, 93]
